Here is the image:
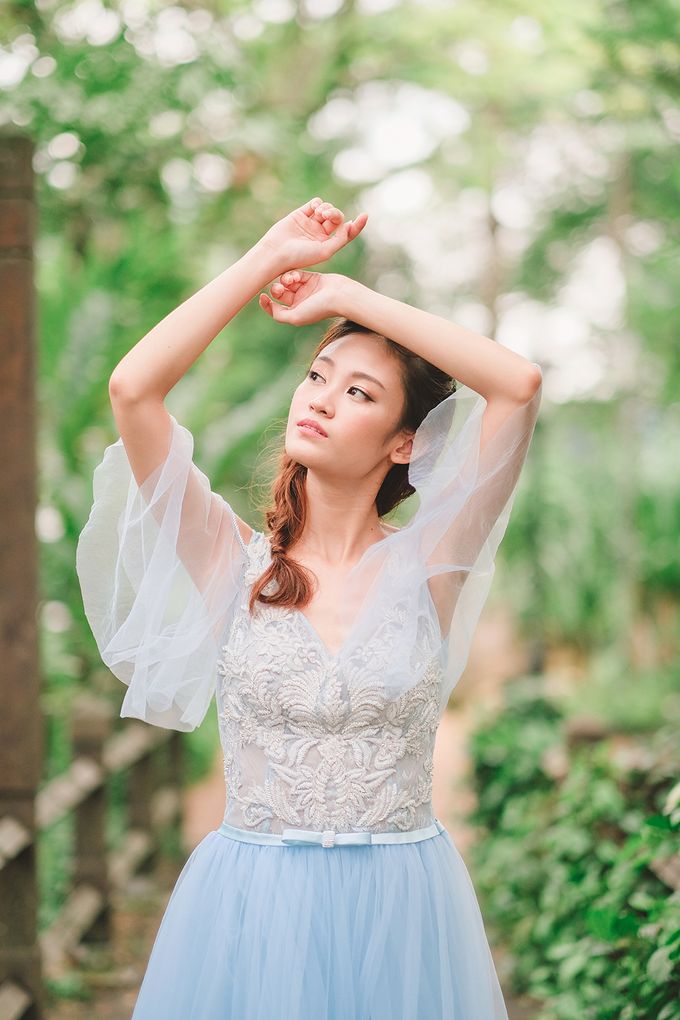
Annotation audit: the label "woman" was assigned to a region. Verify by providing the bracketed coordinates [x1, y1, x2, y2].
[76, 196, 542, 1019]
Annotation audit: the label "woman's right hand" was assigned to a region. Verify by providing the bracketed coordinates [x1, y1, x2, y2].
[258, 197, 368, 272]
[258, 270, 347, 326]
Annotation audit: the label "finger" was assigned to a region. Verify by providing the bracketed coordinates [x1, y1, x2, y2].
[317, 210, 342, 236]
[340, 212, 368, 239]
[348, 212, 369, 238]
[316, 207, 342, 233]
[283, 273, 309, 290]
[270, 282, 295, 306]
[278, 275, 302, 296]
[321, 205, 343, 223]
[280, 271, 302, 287]
[284, 271, 309, 292]
[326, 227, 347, 251]
[314, 202, 341, 224]
[327, 210, 346, 235]
[321, 207, 343, 225]
[301, 196, 324, 217]
[259, 293, 290, 321]
[325, 215, 365, 253]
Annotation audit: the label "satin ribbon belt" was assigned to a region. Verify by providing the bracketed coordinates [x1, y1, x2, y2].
[218, 817, 446, 848]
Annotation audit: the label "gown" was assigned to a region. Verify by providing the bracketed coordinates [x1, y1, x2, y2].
[75, 368, 543, 1020]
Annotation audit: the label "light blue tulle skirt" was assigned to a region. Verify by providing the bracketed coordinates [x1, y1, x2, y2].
[130, 818, 509, 1019]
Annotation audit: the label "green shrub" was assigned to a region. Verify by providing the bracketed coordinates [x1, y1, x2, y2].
[467, 676, 680, 1020]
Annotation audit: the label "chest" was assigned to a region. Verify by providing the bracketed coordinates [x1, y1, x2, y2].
[290, 565, 351, 659]
[218, 592, 444, 740]
[283, 524, 406, 653]
[232, 529, 439, 669]
[218, 533, 447, 736]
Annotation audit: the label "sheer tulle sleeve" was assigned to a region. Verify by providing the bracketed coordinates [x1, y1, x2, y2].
[406, 368, 543, 708]
[341, 366, 543, 713]
[75, 412, 249, 732]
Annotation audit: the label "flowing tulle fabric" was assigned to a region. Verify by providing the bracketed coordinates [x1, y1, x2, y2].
[130, 825, 508, 1020]
[76, 368, 542, 731]
[75, 412, 249, 731]
[340, 371, 544, 712]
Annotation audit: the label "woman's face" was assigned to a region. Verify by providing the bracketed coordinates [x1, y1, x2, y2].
[285, 333, 412, 482]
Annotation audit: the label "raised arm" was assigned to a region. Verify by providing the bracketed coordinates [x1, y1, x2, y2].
[259, 266, 542, 694]
[105, 234, 281, 591]
[258, 265, 539, 406]
[333, 276, 542, 634]
[336, 275, 541, 416]
[108, 199, 364, 480]
[107, 198, 368, 587]
[77, 198, 368, 730]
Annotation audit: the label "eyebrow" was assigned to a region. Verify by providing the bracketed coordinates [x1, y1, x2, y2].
[312, 354, 387, 391]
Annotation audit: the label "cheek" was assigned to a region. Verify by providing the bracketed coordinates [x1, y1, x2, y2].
[294, 382, 311, 408]
[289, 386, 306, 417]
[343, 417, 385, 461]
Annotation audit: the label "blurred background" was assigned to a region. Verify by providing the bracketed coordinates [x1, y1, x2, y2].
[1, 0, 678, 1017]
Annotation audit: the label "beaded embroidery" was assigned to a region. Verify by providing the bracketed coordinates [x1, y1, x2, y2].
[216, 531, 444, 835]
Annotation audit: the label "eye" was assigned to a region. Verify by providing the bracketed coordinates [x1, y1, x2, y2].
[307, 369, 372, 401]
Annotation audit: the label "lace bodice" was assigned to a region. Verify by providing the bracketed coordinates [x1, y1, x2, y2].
[216, 530, 444, 834]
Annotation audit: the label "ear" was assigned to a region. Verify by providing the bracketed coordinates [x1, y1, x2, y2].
[390, 432, 414, 466]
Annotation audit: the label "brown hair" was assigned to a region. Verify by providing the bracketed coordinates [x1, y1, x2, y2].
[248, 318, 456, 614]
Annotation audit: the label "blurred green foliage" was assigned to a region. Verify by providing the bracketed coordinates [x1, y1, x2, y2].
[467, 675, 680, 1019]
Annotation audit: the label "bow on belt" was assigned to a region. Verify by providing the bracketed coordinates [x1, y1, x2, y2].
[280, 827, 373, 848]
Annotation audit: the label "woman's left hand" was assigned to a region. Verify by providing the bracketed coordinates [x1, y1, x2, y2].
[258, 197, 368, 273]
[258, 271, 347, 326]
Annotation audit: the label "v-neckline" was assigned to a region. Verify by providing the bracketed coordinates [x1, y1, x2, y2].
[253, 525, 401, 664]
[291, 607, 343, 662]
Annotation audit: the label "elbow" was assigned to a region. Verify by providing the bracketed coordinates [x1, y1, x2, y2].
[108, 371, 134, 404]
[521, 363, 543, 402]
[108, 370, 149, 407]
[109, 367, 158, 406]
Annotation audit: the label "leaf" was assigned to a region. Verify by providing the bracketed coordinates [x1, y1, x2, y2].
[586, 906, 637, 942]
[645, 814, 673, 830]
[647, 945, 674, 983]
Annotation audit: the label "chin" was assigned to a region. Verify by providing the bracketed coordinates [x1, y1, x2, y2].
[284, 437, 311, 467]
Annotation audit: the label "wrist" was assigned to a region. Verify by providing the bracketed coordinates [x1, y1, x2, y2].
[334, 275, 368, 319]
[245, 238, 290, 282]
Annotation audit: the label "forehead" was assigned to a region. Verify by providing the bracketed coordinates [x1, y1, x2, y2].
[321, 333, 382, 358]
[313, 335, 398, 382]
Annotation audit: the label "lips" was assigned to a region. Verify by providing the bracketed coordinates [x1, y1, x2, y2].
[296, 419, 328, 437]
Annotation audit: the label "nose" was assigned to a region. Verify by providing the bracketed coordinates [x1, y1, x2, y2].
[309, 398, 330, 416]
